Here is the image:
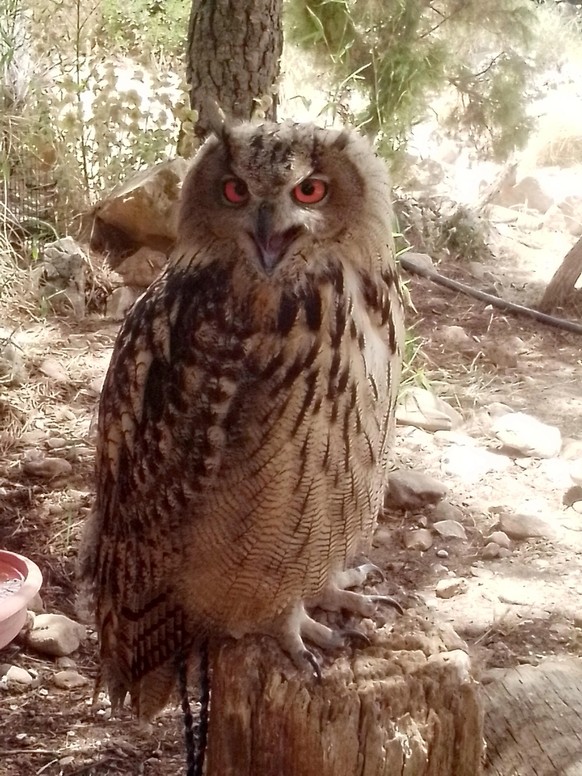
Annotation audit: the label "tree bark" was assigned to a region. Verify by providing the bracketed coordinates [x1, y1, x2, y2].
[539, 235, 582, 313]
[186, 0, 283, 140]
[205, 612, 484, 776]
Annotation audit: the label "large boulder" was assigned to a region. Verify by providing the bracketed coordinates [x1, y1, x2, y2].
[87, 158, 190, 283]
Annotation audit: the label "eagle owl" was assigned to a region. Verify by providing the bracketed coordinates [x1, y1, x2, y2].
[80, 119, 404, 719]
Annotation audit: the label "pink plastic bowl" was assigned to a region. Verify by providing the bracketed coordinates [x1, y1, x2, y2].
[0, 550, 43, 649]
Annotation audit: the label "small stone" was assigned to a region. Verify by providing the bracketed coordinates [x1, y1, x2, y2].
[436, 578, 466, 599]
[396, 387, 463, 432]
[22, 457, 73, 479]
[46, 437, 68, 449]
[482, 542, 500, 559]
[432, 520, 467, 540]
[56, 656, 77, 670]
[492, 412, 562, 458]
[572, 501, 582, 515]
[498, 511, 556, 540]
[1, 665, 33, 686]
[497, 547, 512, 559]
[28, 593, 45, 613]
[53, 670, 89, 690]
[436, 549, 449, 559]
[107, 286, 141, 320]
[87, 375, 105, 397]
[373, 526, 392, 547]
[386, 469, 447, 510]
[403, 528, 433, 551]
[430, 501, 464, 523]
[25, 614, 86, 657]
[439, 326, 474, 350]
[39, 358, 68, 383]
[487, 531, 511, 549]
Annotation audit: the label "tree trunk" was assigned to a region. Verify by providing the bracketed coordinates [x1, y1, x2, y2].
[539, 235, 582, 313]
[186, 0, 283, 140]
[205, 612, 484, 776]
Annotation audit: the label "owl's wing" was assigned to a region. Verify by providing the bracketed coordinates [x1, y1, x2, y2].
[80, 261, 250, 717]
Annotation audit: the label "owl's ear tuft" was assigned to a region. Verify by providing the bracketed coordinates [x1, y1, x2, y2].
[331, 130, 350, 152]
[205, 100, 229, 140]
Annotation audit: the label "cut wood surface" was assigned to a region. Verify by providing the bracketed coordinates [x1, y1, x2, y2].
[483, 657, 582, 775]
[205, 612, 484, 776]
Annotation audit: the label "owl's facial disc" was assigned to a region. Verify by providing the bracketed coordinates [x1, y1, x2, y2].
[252, 202, 302, 273]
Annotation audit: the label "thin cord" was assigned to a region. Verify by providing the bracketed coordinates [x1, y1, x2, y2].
[178, 652, 196, 776]
[196, 640, 210, 776]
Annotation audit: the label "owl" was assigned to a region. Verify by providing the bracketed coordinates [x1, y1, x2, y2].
[80, 118, 405, 720]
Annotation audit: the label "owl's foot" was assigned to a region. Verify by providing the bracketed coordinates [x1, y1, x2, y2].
[313, 562, 404, 617]
[272, 564, 402, 678]
[271, 600, 342, 679]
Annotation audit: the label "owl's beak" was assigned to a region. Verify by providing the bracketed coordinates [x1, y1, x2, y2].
[253, 203, 299, 273]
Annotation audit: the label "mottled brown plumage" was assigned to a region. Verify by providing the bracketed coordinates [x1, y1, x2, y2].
[80, 119, 404, 718]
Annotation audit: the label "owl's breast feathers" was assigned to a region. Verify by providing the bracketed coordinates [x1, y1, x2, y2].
[82, 252, 402, 714]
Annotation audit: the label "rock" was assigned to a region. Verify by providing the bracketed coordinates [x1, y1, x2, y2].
[28, 593, 45, 613]
[403, 528, 433, 551]
[0, 664, 34, 687]
[430, 501, 464, 524]
[401, 251, 434, 273]
[538, 459, 572, 488]
[89, 157, 189, 267]
[436, 578, 466, 599]
[494, 175, 554, 213]
[25, 614, 86, 657]
[53, 670, 90, 690]
[432, 520, 467, 540]
[436, 549, 449, 559]
[114, 246, 167, 288]
[439, 325, 474, 350]
[0, 338, 26, 385]
[21, 457, 73, 479]
[572, 501, 582, 514]
[386, 469, 447, 510]
[481, 542, 500, 559]
[486, 402, 514, 418]
[106, 286, 141, 320]
[441, 445, 511, 482]
[39, 357, 68, 383]
[498, 511, 556, 540]
[38, 237, 87, 318]
[396, 387, 463, 432]
[492, 412, 562, 458]
[497, 547, 511, 559]
[557, 195, 582, 236]
[55, 656, 77, 670]
[487, 531, 511, 549]
[563, 485, 582, 508]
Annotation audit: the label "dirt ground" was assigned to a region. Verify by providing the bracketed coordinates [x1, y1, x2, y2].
[1, 215, 581, 774]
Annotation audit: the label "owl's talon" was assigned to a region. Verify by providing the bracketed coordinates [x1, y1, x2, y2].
[368, 594, 404, 616]
[342, 628, 371, 648]
[302, 649, 322, 681]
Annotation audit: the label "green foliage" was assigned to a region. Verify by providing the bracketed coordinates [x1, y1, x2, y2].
[0, 0, 193, 234]
[286, 0, 544, 160]
[98, 0, 190, 58]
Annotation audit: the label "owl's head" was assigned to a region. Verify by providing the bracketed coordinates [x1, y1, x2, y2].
[177, 119, 392, 284]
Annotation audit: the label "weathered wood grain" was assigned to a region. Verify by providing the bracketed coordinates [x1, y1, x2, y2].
[205, 612, 484, 776]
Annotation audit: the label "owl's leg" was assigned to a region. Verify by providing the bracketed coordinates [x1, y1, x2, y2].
[313, 562, 404, 617]
[269, 600, 343, 679]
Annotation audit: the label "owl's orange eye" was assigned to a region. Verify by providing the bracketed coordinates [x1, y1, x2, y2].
[293, 178, 328, 205]
[223, 178, 249, 204]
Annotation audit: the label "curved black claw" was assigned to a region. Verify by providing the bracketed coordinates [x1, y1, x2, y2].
[360, 562, 385, 584]
[342, 628, 371, 648]
[369, 594, 404, 616]
[302, 649, 322, 682]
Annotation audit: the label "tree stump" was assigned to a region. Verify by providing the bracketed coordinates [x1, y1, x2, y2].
[205, 612, 484, 776]
[483, 657, 582, 775]
[539, 235, 582, 313]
